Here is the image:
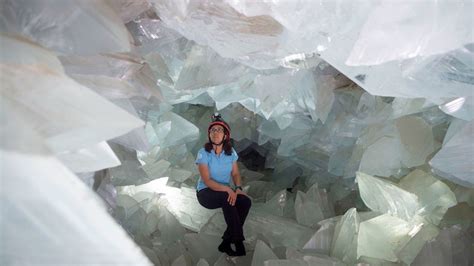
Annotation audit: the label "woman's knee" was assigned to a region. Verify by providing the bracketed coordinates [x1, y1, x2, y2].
[197, 189, 229, 209]
[237, 195, 252, 208]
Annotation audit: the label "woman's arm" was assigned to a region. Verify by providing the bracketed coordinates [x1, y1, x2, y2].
[231, 162, 242, 187]
[231, 162, 247, 196]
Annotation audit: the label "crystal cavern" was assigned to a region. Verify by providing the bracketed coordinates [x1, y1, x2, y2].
[1, 0, 473, 265]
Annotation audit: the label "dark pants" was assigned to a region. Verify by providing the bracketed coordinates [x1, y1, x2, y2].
[197, 188, 252, 242]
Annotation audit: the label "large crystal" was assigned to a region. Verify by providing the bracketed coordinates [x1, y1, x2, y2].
[358, 116, 435, 177]
[303, 218, 336, 254]
[1, 0, 131, 55]
[1, 126, 150, 264]
[357, 214, 412, 262]
[184, 233, 221, 265]
[56, 141, 120, 173]
[251, 240, 279, 266]
[412, 225, 473, 266]
[109, 143, 150, 186]
[398, 169, 457, 225]
[430, 120, 474, 187]
[1, 66, 144, 154]
[200, 210, 314, 249]
[118, 178, 218, 231]
[345, 1, 473, 66]
[294, 184, 334, 227]
[330, 208, 359, 263]
[3, 1, 473, 264]
[146, 111, 199, 149]
[356, 172, 420, 221]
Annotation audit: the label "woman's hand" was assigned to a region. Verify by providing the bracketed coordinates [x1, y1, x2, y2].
[226, 188, 237, 206]
[236, 189, 247, 196]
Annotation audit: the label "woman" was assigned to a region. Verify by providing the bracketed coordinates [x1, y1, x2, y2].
[195, 113, 252, 256]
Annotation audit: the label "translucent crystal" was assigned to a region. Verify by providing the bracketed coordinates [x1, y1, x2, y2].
[330, 208, 359, 263]
[359, 136, 404, 177]
[118, 179, 218, 231]
[184, 233, 221, 265]
[302, 255, 345, 266]
[359, 116, 435, 177]
[1, 0, 131, 55]
[146, 111, 199, 148]
[356, 172, 420, 221]
[251, 240, 279, 266]
[197, 258, 210, 266]
[4, 1, 473, 264]
[56, 141, 120, 173]
[0, 33, 64, 72]
[171, 254, 193, 266]
[396, 223, 439, 265]
[109, 99, 150, 152]
[105, 0, 150, 23]
[439, 96, 474, 121]
[60, 53, 163, 101]
[346, 1, 473, 66]
[395, 116, 435, 167]
[398, 169, 457, 225]
[255, 189, 294, 218]
[303, 218, 336, 254]
[157, 206, 186, 245]
[174, 45, 251, 91]
[264, 259, 308, 266]
[2, 66, 143, 152]
[200, 211, 314, 249]
[2, 146, 151, 265]
[357, 214, 412, 262]
[295, 190, 325, 227]
[412, 225, 472, 266]
[430, 120, 474, 187]
[109, 143, 150, 186]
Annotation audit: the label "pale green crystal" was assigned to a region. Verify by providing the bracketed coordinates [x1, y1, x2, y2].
[357, 214, 412, 261]
[356, 172, 420, 221]
[330, 208, 359, 263]
[398, 169, 457, 225]
[251, 240, 279, 266]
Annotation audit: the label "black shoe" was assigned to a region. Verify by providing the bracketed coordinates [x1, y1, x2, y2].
[234, 241, 246, 256]
[218, 239, 237, 256]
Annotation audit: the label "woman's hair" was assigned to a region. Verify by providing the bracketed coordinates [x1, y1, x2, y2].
[204, 128, 233, 155]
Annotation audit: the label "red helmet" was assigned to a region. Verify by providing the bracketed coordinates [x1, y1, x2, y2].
[208, 113, 231, 140]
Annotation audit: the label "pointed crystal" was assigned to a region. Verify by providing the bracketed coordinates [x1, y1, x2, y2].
[430, 120, 474, 187]
[330, 208, 359, 263]
[251, 240, 279, 266]
[356, 172, 420, 221]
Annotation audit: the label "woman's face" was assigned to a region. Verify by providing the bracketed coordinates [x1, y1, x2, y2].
[209, 125, 225, 144]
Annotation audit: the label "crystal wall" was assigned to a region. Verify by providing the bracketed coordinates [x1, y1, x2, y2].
[1, 0, 473, 265]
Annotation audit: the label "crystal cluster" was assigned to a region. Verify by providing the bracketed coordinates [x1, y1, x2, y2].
[1, 0, 473, 265]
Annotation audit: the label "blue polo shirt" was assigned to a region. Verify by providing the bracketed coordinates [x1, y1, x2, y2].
[195, 147, 239, 191]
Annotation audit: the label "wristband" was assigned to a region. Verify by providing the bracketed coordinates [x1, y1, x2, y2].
[235, 186, 243, 191]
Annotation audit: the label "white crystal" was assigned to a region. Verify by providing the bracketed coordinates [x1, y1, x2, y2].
[430, 120, 474, 187]
[200, 210, 314, 249]
[356, 172, 420, 221]
[330, 208, 359, 263]
[56, 141, 120, 173]
[1, 147, 151, 265]
[346, 1, 473, 66]
[357, 214, 412, 262]
[1, 0, 132, 55]
[398, 169, 457, 225]
[251, 240, 279, 266]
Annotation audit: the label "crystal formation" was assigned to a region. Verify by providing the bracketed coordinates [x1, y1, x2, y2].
[2, 1, 473, 265]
